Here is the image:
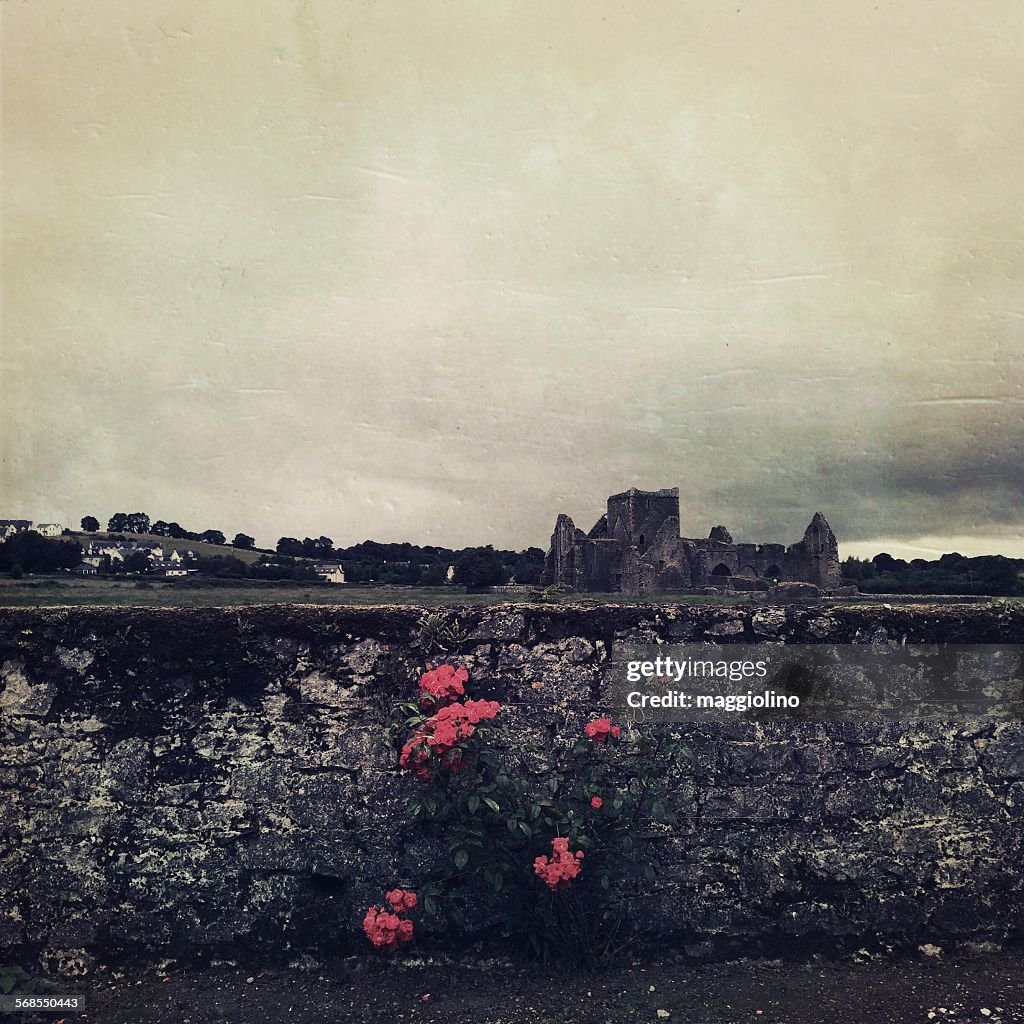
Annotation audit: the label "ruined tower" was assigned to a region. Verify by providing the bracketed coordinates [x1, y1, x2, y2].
[795, 512, 842, 589]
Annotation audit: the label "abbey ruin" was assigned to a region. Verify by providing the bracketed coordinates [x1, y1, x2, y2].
[542, 487, 841, 595]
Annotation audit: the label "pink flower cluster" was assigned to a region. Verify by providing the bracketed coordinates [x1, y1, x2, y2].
[385, 888, 418, 913]
[533, 837, 584, 891]
[418, 665, 468, 709]
[400, 666, 501, 780]
[584, 717, 621, 743]
[363, 888, 417, 951]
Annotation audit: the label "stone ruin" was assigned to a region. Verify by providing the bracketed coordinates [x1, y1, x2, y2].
[542, 487, 842, 596]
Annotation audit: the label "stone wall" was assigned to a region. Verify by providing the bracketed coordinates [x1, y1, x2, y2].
[1, 602, 1022, 967]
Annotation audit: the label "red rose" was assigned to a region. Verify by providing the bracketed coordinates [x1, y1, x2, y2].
[584, 717, 621, 743]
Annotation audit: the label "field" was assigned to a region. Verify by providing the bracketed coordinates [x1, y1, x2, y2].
[0, 576, 1003, 609]
[0, 577, 764, 608]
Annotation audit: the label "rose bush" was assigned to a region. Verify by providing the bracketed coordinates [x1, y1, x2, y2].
[378, 664, 691, 963]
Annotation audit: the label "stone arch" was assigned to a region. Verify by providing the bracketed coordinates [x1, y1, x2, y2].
[738, 564, 759, 578]
[764, 564, 782, 580]
[710, 563, 732, 577]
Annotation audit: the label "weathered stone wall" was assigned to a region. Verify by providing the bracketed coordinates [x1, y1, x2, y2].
[1, 602, 1022, 967]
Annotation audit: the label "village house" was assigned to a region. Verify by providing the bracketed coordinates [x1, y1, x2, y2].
[149, 560, 193, 578]
[0, 520, 33, 540]
[313, 562, 346, 584]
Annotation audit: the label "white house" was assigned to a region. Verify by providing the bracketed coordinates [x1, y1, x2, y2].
[35, 523, 64, 538]
[0, 520, 32, 539]
[314, 562, 346, 584]
[151, 560, 191, 577]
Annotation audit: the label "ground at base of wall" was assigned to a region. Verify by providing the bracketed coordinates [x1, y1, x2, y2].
[36, 950, 1024, 1024]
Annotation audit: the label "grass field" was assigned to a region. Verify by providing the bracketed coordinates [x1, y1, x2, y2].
[0, 577, 761, 608]
[0, 576, 1001, 609]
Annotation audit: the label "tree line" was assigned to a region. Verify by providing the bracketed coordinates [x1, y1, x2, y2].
[274, 536, 546, 586]
[842, 552, 1023, 596]
[80, 514, 255, 551]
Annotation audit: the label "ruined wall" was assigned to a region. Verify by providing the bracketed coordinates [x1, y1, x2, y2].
[542, 489, 843, 594]
[1, 602, 1023, 967]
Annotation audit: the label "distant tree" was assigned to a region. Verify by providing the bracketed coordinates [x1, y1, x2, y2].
[166, 522, 187, 539]
[277, 537, 304, 557]
[232, 533, 255, 550]
[453, 546, 508, 587]
[126, 512, 151, 534]
[193, 554, 247, 577]
[841, 556, 874, 581]
[107, 513, 129, 532]
[419, 563, 447, 586]
[150, 520, 171, 537]
[872, 552, 906, 573]
[124, 551, 151, 574]
[300, 536, 335, 558]
[200, 530, 226, 545]
[80, 516, 100, 533]
[0, 532, 81, 573]
[509, 546, 545, 585]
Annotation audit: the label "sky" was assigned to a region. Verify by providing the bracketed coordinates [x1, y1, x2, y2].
[2, 1, 1022, 559]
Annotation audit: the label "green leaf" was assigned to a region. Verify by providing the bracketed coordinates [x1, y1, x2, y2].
[642, 862, 656, 882]
[423, 895, 437, 915]
[600, 874, 610, 890]
[467, 794, 480, 813]
[517, 821, 531, 837]
[483, 797, 500, 813]
[454, 848, 470, 870]
[507, 818, 519, 834]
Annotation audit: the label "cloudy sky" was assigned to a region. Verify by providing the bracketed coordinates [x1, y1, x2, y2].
[3, 1, 1022, 558]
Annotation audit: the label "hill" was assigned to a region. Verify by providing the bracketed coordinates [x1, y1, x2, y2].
[68, 531, 271, 566]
